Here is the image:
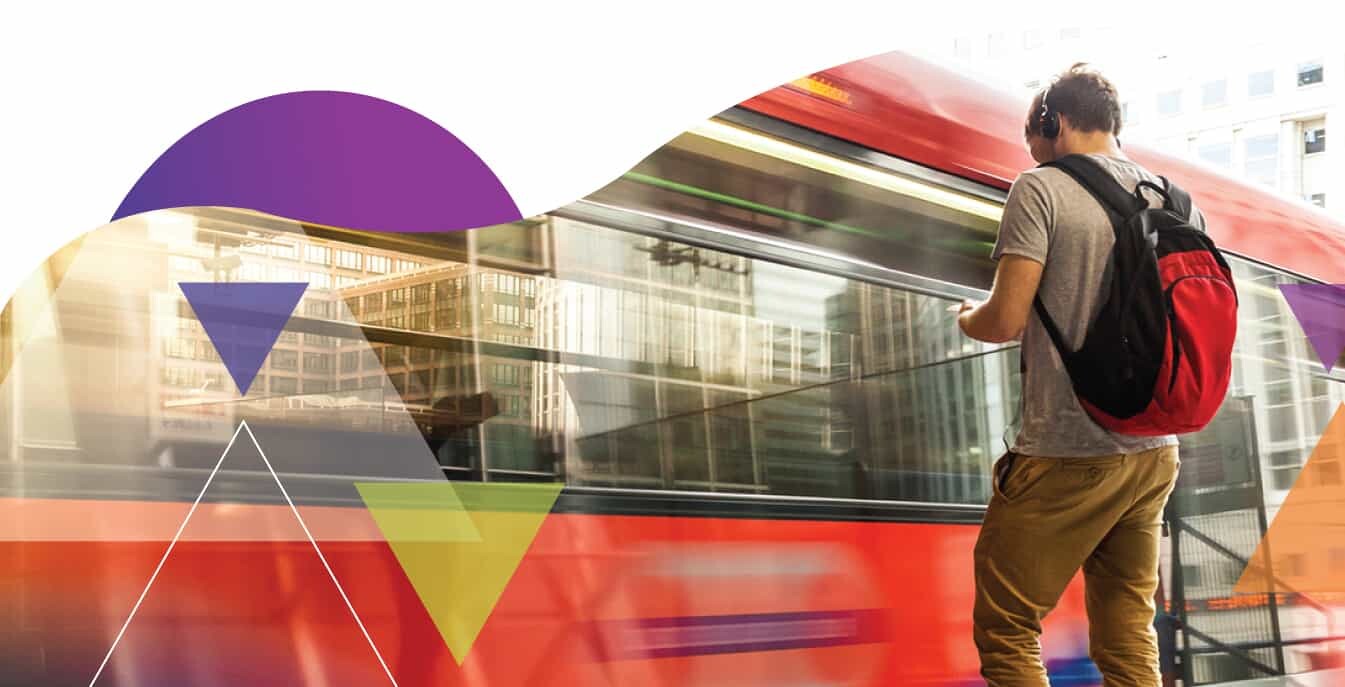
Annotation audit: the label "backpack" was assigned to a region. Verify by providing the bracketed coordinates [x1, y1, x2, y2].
[1033, 154, 1238, 436]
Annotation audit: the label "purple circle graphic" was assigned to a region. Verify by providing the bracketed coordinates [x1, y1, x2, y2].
[113, 90, 521, 232]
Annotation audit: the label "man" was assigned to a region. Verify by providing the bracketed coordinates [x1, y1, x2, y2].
[957, 63, 1197, 686]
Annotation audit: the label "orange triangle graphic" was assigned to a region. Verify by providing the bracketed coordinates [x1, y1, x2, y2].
[1237, 403, 1345, 596]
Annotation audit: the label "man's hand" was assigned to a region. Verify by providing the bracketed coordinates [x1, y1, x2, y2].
[957, 255, 1044, 343]
[955, 299, 980, 315]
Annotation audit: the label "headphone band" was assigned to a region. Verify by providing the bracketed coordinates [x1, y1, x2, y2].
[1038, 80, 1058, 138]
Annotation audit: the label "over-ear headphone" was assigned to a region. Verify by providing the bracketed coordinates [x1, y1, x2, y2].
[1038, 81, 1060, 139]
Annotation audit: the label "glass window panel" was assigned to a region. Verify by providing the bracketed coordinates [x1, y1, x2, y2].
[1202, 80, 1226, 108]
[1157, 90, 1182, 116]
[1248, 70, 1274, 97]
[1298, 61, 1324, 87]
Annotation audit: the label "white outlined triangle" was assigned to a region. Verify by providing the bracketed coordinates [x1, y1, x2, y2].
[87, 421, 398, 687]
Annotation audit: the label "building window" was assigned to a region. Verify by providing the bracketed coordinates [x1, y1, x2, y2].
[367, 255, 390, 274]
[303, 300, 329, 318]
[1244, 134, 1279, 187]
[305, 244, 330, 265]
[1120, 102, 1130, 124]
[341, 351, 361, 373]
[335, 249, 361, 270]
[271, 350, 298, 370]
[303, 352, 332, 372]
[492, 364, 521, 386]
[363, 293, 383, 313]
[1157, 90, 1181, 117]
[388, 287, 408, 308]
[269, 376, 297, 395]
[1273, 466, 1302, 491]
[1022, 30, 1043, 50]
[361, 349, 381, 371]
[1198, 142, 1232, 168]
[272, 242, 298, 260]
[493, 303, 520, 325]
[413, 284, 431, 304]
[303, 379, 331, 394]
[1317, 461, 1342, 487]
[1285, 554, 1307, 578]
[1248, 70, 1275, 97]
[986, 32, 1006, 58]
[306, 271, 331, 289]
[1305, 126, 1327, 155]
[1310, 193, 1327, 207]
[953, 37, 973, 59]
[1298, 61, 1324, 87]
[1202, 80, 1227, 108]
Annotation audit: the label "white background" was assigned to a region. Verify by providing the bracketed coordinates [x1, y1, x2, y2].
[0, 1, 1313, 305]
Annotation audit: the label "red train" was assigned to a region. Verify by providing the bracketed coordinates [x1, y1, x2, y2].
[4, 50, 1344, 686]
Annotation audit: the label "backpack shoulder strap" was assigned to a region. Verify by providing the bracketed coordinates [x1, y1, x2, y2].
[1162, 177, 1193, 221]
[1028, 155, 1137, 363]
[1041, 154, 1143, 221]
[1033, 296, 1073, 359]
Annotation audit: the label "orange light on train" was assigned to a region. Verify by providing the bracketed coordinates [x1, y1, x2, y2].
[789, 74, 852, 105]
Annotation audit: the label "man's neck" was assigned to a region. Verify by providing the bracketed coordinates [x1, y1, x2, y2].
[1058, 132, 1124, 160]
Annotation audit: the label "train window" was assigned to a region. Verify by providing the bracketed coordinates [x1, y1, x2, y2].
[0, 184, 1013, 506]
[586, 116, 1004, 290]
[7, 114, 1345, 519]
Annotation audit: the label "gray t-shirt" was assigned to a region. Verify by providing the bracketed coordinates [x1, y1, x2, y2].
[992, 153, 1204, 458]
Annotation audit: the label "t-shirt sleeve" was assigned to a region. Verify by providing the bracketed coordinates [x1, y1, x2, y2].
[1191, 204, 1209, 233]
[991, 172, 1052, 264]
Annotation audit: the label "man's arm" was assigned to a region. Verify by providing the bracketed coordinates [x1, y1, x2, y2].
[958, 254, 1044, 343]
[961, 171, 1052, 344]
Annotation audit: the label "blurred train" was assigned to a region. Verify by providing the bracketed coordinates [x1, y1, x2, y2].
[5, 50, 1345, 686]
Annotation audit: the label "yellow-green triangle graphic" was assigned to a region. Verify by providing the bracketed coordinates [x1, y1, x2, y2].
[356, 481, 563, 665]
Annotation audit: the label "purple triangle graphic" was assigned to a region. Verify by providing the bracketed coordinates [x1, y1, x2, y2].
[179, 282, 308, 394]
[1280, 283, 1345, 372]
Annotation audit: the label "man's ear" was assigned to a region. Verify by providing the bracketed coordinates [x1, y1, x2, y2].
[1054, 112, 1070, 135]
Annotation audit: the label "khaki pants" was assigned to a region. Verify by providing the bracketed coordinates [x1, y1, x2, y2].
[973, 445, 1180, 687]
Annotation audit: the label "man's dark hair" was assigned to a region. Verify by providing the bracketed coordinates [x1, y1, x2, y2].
[1026, 63, 1123, 138]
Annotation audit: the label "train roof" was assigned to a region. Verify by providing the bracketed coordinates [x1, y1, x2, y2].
[741, 51, 1345, 283]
